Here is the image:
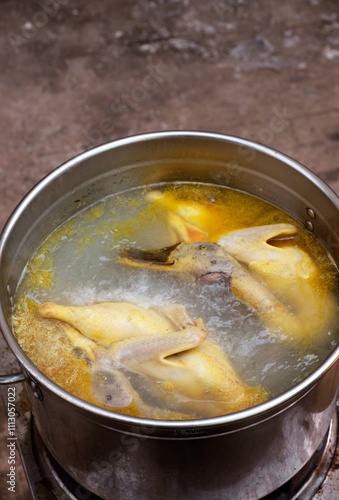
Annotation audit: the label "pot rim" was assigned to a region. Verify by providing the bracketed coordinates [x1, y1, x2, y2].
[1, 130, 339, 429]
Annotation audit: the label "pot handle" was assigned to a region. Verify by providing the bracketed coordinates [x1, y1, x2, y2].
[0, 372, 25, 384]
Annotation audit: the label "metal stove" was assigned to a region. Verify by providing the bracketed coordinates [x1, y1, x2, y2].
[11, 384, 339, 500]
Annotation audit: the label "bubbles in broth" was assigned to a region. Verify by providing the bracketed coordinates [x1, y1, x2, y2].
[12, 183, 339, 420]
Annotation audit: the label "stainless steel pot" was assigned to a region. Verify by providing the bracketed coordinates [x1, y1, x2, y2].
[1, 131, 339, 500]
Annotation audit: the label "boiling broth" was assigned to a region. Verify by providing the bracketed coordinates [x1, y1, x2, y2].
[12, 183, 339, 419]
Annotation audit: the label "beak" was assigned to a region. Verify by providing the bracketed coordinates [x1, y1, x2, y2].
[118, 242, 182, 270]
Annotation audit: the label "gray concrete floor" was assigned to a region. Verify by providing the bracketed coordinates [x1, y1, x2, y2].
[1, 1, 339, 498]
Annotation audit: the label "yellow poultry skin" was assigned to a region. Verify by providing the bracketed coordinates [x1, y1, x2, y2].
[119, 191, 338, 342]
[37, 301, 268, 418]
[217, 224, 338, 340]
[146, 190, 210, 242]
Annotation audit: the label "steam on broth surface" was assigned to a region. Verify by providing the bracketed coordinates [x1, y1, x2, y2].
[12, 183, 339, 419]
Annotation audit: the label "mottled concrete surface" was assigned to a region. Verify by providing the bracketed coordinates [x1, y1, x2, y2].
[1, 0, 339, 498]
